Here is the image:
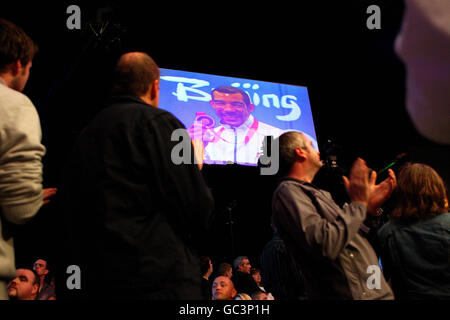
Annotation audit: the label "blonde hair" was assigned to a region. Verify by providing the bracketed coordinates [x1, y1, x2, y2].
[234, 293, 252, 300]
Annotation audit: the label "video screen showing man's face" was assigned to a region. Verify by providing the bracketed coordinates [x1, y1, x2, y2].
[158, 68, 318, 166]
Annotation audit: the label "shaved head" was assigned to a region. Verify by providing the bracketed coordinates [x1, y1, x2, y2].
[112, 51, 160, 97]
[212, 276, 237, 300]
[117, 52, 151, 68]
[7, 269, 39, 300]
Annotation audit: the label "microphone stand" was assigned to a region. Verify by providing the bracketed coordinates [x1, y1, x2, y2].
[225, 200, 238, 259]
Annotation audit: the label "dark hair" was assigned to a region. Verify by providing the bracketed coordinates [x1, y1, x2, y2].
[211, 85, 251, 106]
[250, 267, 261, 276]
[217, 262, 232, 276]
[200, 256, 211, 276]
[251, 290, 266, 300]
[34, 258, 48, 270]
[391, 163, 448, 222]
[112, 52, 160, 96]
[0, 18, 38, 73]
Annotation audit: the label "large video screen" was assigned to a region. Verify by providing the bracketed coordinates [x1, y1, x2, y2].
[159, 68, 318, 166]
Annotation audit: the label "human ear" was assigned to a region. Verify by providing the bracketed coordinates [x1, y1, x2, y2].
[32, 284, 39, 295]
[295, 147, 307, 161]
[151, 79, 159, 99]
[10, 60, 22, 76]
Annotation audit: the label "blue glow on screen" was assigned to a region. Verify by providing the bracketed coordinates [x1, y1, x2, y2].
[159, 68, 318, 165]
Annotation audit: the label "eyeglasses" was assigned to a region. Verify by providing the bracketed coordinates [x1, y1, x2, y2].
[212, 100, 247, 109]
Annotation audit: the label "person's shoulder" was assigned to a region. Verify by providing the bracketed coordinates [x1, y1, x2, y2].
[106, 96, 184, 127]
[0, 83, 35, 109]
[233, 272, 250, 284]
[273, 179, 321, 208]
[256, 120, 284, 134]
[377, 220, 398, 240]
[151, 107, 183, 124]
[274, 179, 296, 196]
[424, 212, 450, 228]
[108, 96, 164, 116]
[258, 120, 282, 130]
[0, 85, 39, 129]
[129, 100, 182, 126]
[275, 178, 311, 194]
[434, 212, 450, 221]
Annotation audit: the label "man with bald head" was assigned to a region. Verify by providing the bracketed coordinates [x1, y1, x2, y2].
[212, 276, 237, 300]
[61, 52, 214, 299]
[112, 52, 161, 105]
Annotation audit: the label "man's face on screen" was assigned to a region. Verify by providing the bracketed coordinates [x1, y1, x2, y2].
[210, 91, 254, 127]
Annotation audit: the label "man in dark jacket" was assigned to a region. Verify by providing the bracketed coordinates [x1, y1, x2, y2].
[231, 256, 259, 296]
[61, 52, 214, 299]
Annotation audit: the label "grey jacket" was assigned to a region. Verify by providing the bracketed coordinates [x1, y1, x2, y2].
[0, 78, 45, 283]
[272, 178, 394, 300]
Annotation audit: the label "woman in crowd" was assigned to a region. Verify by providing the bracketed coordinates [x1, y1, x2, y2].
[378, 163, 449, 299]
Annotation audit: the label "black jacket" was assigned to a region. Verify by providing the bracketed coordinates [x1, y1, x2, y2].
[232, 271, 260, 296]
[61, 96, 214, 299]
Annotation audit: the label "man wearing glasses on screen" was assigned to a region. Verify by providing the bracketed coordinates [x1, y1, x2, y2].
[189, 85, 284, 166]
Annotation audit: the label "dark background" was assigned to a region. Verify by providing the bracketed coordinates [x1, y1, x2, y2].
[2, 0, 448, 291]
